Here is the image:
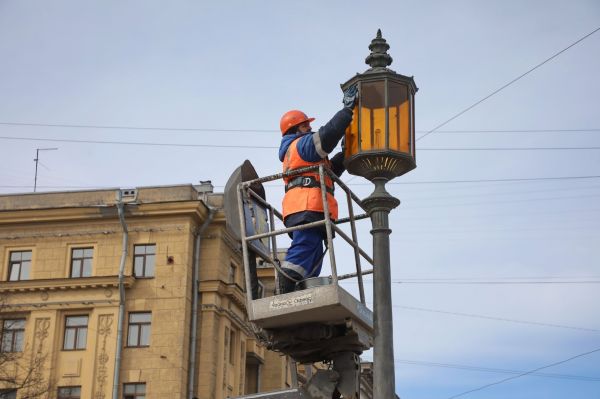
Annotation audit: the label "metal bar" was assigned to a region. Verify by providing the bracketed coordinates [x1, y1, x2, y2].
[396, 104, 401, 151]
[319, 164, 338, 284]
[335, 213, 369, 225]
[337, 269, 373, 280]
[246, 165, 364, 218]
[328, 172, 366, 211]
[385, 78, 389, 150]
[369, 108, 374, 148]
[357, 81, 362, 153]
[411, 91, 415, 158]
[236, 183, 255, 313]
[245, 219, 327, 242]
[33, 148, 39, 192]
[346, 185, 365, 304]
[268, 205, 281, 291]
[250, 160, 365, 216]
[241, 165, 321, 187]
[332, 224, 374, 266]
[268, 205, 280, 262]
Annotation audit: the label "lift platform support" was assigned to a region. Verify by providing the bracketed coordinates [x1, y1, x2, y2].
[224, 161, 375, 399]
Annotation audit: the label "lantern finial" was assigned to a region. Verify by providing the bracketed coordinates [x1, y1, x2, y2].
[365, 29, 393, 69]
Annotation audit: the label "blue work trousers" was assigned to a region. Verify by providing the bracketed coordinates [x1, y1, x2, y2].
[282, 227, 326, 278]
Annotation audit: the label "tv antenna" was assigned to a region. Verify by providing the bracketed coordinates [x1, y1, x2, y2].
[33, 147, 58, 192]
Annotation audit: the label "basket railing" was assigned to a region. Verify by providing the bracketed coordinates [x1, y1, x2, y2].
[237, 164, 373, 308]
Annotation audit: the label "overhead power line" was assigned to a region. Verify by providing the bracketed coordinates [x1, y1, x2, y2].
[381, 175, 600, 185]
[2, 175, 599, 191]
[395, 359, 600, 382]
[417, 147, 600, 151]
[445, 347, 600, 398]
[392, 280, 600, 285]
[1, 121, 599, 134]
[2, 175, 600, 191]
[1, 135, 599, 151]
[396, 304, 600, 333]
[417, 26, 600, 142]
[0, 136, 276, 149]
[0, 121, 277, 133]
[422, 129, 600, 134]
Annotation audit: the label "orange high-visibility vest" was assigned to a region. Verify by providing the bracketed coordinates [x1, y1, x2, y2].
[282, 138, 338, 221]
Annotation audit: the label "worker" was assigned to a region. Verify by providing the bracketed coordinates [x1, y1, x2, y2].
[278, 85, 358, 294]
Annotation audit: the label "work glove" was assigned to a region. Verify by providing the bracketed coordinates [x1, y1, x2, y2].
[343, 84, 359, 109]
[330, 151, 346, 177]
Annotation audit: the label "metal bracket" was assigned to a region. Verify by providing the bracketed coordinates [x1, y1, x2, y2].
[301, 369, 339, 399]
[332, 352, 361, 399]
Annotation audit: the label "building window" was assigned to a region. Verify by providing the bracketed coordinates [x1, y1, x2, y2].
[70, 248, 93, 278]
[0, 390, 17, 399]
[127, 312, 151, 347]
[8, 250, 31, 281]
[1, 319, 25, 353]
[244, 355, 261, 395]
[63, 315, 88, 350]
[229, 328, 236, 365]
[133, 245, 155, 278]
[228, 262, 237, 284]
[123, 383, 145, 399]
[57, 386, 81, 399]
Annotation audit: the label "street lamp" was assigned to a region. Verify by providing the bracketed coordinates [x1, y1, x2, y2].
[341, 29, 418, 398]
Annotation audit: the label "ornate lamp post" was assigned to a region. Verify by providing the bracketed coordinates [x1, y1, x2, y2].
[342, 29, 418, 398]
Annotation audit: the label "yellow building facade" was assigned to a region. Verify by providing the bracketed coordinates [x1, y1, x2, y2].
[0, 185, 292, 399]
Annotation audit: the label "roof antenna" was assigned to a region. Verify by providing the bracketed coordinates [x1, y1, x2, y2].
[33, 147, 58, 192]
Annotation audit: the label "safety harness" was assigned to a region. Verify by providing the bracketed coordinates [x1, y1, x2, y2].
[284, 175, 334, 195]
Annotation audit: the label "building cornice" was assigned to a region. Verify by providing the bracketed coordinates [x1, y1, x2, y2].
[0, 275, 135, 293]
[199, 280, 247, 312]
[0, 201, 210, 225]
[200, 303, 253, 337]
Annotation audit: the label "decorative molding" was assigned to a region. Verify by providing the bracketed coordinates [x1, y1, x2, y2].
[0, 275, 135, 294]
[94, 314, 113, 399]
[0, 225, 186, 241]
[0, 200, 206, 225]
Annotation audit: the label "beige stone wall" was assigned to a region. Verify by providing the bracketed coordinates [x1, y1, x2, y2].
[0, 212, 196, 398]
[0, 189, 290, 399]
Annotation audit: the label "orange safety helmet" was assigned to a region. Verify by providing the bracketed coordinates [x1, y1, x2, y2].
[280, 110, 315, 135]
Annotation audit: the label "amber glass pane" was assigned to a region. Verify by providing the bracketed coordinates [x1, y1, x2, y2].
[387, 81, 410, 153]
[344, 104, 359, 158]
[360, 81, 386, 151]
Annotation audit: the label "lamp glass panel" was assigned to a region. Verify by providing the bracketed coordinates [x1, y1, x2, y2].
[360, 81, 386, 151]
[344, 104, 359, 158]
[387, 81, 410, 154]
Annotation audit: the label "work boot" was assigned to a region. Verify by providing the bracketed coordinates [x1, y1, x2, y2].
[278, 269, 303, 294]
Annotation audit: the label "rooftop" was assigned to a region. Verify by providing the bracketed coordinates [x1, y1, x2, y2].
[0, 182, 220, 211]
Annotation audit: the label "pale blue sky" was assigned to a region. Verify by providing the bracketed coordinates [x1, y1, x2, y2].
[1, 1, 599, 398]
